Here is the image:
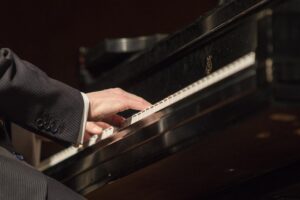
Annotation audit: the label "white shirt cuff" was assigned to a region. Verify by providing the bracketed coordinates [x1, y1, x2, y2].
[75, 92, 89, 147]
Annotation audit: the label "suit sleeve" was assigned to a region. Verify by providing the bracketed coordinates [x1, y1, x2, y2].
[0, 48, 84, 145]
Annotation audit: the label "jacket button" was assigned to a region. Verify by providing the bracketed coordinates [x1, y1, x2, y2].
[45, 125, 51, 131]
[50, 121, 58, 134]
[51, 128, 59, 134]
[44, 121, 51, 131]
[36, 118, 44, 128]
[51, 125, 59, 134]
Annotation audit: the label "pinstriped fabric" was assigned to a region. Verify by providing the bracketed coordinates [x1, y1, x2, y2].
[0, 48, 86, 199]
[46, 176, 86, 200]
[0, 155, 47, 200]
[0, 146, 86, 200]
[0, 48, 84, 145]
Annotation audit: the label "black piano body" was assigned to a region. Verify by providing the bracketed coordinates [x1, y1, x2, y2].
[45, 0, 300, 199]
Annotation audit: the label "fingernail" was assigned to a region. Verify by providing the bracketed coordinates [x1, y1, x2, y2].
[93, 127, 102, 133]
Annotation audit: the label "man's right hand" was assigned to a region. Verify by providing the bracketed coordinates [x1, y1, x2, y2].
[84, 88, 151, 141]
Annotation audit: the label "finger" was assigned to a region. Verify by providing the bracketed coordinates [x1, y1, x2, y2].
[122, 92, 151, 106]
[122, 98, 151, 111]
[111, 88, 152, 107]
[85, 122, 103, 135]
[102, 114, 126, 127]
[84, 131, 93, 142]
[127, 94, 151, 106]
[87, 89, 152, 121]
[97, 99, 147, 119]
[93, 121, 112, 129]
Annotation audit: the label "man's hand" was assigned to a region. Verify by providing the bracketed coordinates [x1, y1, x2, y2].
[84, 88, 151, 141]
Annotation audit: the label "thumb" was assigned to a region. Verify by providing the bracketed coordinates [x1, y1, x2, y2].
[85, 122, 103, 135]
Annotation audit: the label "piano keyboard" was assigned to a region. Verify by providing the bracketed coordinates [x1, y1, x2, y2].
[38, 52, 256, 171]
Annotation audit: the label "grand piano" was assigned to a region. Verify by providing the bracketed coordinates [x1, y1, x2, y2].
[42, 0, 300, 199]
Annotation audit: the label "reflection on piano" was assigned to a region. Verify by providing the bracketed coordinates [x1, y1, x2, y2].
[42, 0, 300, 199]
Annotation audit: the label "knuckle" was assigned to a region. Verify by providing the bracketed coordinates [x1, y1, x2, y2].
[117, 100, 129, 111]
[86, 122, 93, 130]
[137, 97, 144, 101]
[107, 88, 115, 93]
[113, 87, 124, 94]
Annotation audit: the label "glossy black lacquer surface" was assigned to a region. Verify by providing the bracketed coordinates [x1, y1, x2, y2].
[45, 0, 300, 199]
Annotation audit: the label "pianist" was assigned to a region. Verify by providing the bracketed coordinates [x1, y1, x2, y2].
[0, 48, 150, 200]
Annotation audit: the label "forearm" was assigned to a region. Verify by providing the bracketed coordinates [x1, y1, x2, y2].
[0, 48, 83, 145]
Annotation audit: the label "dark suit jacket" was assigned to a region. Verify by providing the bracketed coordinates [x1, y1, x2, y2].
[0, 48, 85, 200]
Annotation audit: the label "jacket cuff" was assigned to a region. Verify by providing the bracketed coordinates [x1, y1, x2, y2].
[74, 92, 89, 147]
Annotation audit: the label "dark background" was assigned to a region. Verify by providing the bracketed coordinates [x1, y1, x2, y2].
[0, 0, 217, 89]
